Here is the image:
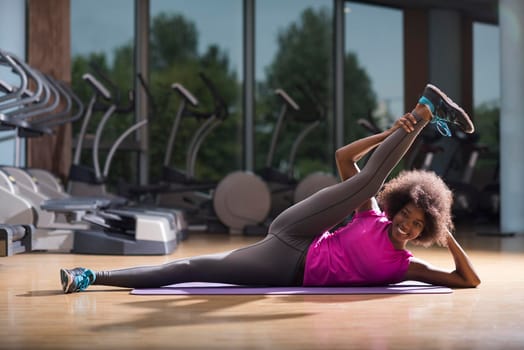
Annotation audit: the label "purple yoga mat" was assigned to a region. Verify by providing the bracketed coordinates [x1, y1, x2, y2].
[130, 281, 452, 295]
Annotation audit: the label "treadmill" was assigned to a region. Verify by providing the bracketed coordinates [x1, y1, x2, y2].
[0, 50, 183, 255]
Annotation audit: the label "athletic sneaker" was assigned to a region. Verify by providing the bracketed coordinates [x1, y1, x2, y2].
[60, 267, 96, 294]
[419, 84, 475, 135]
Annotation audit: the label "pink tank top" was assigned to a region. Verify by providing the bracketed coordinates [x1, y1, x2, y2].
[303, 210, 413, 286]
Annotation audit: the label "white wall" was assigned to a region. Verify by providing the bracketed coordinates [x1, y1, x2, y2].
[500, 0, 524, 234]
[0, 0, 26, 166]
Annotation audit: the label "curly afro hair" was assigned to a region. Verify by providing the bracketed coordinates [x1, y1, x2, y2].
[377, 170, 454, 247]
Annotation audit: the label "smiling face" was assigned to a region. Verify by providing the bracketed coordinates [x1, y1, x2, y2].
[389, 202, 426, 249]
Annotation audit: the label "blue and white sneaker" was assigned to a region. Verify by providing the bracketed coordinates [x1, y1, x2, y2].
[60, 267, 96, 294]
[419, 84, 475, 136]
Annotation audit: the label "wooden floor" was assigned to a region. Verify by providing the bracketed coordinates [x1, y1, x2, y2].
[1, 225, 524, 350]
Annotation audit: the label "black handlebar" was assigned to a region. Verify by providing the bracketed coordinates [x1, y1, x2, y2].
[89, 62, 122, 104]
[84, 69, 134, 114]
[183, 72, 229, 121]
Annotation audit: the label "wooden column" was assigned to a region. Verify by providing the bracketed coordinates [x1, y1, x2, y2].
[26, 0, 71, 181]
[461, 15, 474, 118]
[403, 8, 429, 110]
[402, 9, 429, 169]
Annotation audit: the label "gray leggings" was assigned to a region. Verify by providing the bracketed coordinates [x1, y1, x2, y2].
[94, 116, 428, 288]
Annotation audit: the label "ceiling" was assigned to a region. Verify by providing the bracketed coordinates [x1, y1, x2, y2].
[351, 0, 499, 23]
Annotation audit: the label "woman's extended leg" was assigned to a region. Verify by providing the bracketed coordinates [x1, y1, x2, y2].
[88, 234, 305, 289]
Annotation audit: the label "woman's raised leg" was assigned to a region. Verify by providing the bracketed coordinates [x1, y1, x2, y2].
[269, 84, 474, 238]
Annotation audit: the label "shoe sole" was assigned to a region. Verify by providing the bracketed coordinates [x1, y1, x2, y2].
[60, 268, 75, 294]
[426, 84, 475, 134]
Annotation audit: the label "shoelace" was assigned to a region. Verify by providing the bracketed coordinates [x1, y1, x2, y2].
[74, 272, 92, 291]
[431, 115, 452, 137]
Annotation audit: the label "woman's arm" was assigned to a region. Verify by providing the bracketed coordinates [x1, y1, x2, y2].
[335, 113, 418, 212]
[404, 231, 481, 288]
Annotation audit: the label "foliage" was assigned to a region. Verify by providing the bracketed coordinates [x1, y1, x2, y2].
[70, 7, 377, 189]
[71, 13, 239, 187]
[150, 13, 199, 69]
[259, 7, 376, 178]
[474, 101, 499, 150]
[473, 101, 500, 171]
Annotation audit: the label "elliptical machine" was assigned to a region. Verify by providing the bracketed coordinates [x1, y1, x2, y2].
[151, 73, 235, 232]
[257, 88, 338, 218]
[439, 130, 487, 221]
[67, 72, 140, 197]
[213, 86, 338, 232]
[133, 73, 271, 235]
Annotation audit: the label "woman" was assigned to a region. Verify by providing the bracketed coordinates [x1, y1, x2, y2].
[60, 83, 480, 293]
